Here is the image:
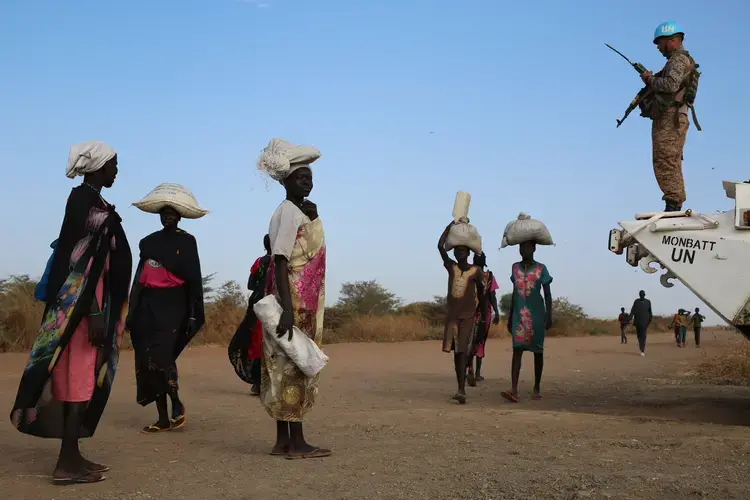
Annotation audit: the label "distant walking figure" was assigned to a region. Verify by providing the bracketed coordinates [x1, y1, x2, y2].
[618, 307, 630, 344]
[692, 307, 705, 347]
[629, 290, 652, 356]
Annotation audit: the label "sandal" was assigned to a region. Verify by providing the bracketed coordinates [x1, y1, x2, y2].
[532, 392, 543, 401]
[142, 422, 172, 434]
[501, 391, 519, 403]
[170, 404, 186, 429]
[52, 471, 105, 485]
[170, 416, 186, 430]
[452, 393, 467, 405]
[270, 445, 290, 456]
[83, 461, 110, 473]
[171, 403, 186, 423]
[285, 447, 332, 460]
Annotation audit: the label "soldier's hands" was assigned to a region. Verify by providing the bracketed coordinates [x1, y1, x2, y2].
[640, 71, 653, 85]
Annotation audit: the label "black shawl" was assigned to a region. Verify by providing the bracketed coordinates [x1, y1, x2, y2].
[45, 185, 131, 308]
[11, 185, 132, 439]
[127, 228, 205, 358]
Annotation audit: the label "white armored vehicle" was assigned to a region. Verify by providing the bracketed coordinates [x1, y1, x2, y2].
[608, 181, 750, 339]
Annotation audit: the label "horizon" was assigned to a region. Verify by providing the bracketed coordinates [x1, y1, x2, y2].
[2, 0, 748, 327]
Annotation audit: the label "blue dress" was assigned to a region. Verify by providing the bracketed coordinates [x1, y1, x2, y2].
[510, 262, 553, 353]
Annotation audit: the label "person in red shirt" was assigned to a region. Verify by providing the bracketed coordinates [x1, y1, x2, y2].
[228, 235, 271, 396]
[246, 236, 272, 394]
[467, 252, 500, 382]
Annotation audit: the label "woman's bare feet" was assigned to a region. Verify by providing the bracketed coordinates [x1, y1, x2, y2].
[81, 456, 110, 473]
[53, 455, 106, 484]
[270, 443, 290, 456]
[285, 443, 332, 459]
[501, 390, 519, 403]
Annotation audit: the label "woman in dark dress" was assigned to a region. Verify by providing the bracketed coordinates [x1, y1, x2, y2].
[127, 204, 205, 433]
[10, 141, 132, 485]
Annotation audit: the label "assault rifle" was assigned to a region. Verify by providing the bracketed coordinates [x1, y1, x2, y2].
[605, 43, 652, 128]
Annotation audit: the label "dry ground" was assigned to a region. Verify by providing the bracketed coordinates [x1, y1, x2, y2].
[1, 329, 749, 500]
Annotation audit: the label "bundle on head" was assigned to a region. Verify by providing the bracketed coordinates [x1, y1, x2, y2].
[132, 183, 209, 219]
[256, 138, 321, 184]
[445, 222, 482, 255]
[500, 212, 553, 248]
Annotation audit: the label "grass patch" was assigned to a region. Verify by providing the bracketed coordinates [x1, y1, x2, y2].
[1, 274, 672, 353]
[696, 339, 750, 386]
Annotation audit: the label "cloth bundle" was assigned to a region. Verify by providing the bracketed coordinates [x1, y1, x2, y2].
[445, 222, 483, 254]
[132, 183, 209, 219]
[256, 138, 321, 183]
[253, 294, 329, 377]
[500, 213, 553, 248]
[66, 141, 116, 179]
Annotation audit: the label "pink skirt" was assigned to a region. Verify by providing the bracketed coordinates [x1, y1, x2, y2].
[51, 266, 105, 403]
[51, 318, 97, 402]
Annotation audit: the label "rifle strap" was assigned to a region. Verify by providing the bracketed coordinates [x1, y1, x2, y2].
[689, 104, 702, 132]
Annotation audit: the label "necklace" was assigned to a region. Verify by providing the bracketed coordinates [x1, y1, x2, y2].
[83, 182, 101, 193]
[82, 182, 108, 206]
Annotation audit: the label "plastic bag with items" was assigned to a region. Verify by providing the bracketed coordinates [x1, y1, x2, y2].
[253, 294, 329, 378]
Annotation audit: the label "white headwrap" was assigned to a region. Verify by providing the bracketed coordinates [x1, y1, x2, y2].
[256, 138, 321, 183]
[66, 141, 117, 179]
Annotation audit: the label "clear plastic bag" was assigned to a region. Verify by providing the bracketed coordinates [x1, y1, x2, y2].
[253, 295, 329, 377]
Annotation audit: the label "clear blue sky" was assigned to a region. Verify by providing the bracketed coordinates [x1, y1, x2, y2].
[1, 0, 748, 323]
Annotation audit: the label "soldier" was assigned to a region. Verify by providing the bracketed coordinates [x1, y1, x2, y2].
[639, 21, 700, 212]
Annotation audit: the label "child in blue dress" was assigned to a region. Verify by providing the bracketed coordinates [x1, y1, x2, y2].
[501, 240, 553, 402]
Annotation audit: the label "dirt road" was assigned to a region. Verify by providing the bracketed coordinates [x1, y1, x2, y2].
[1, 330, 749, 500]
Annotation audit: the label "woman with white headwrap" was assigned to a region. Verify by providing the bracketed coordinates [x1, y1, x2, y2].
[10, 141, 133, 485]
[256, 138, 331, 459]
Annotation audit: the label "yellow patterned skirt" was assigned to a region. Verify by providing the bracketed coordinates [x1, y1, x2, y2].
[260, 339, 320, 422]
[260, 218, 326, 422]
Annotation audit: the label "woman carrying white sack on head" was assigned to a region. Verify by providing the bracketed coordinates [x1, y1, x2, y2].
[500, 213, 554, 404]
[255, 138, 331, 460]
[127, 184, 208, 433]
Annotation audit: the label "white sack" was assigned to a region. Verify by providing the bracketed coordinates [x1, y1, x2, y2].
[445, 222, 482, 254]
[132, 183, 209, 220]
[500, 212, 553, 248]
[253, 294, 329, 378]
[257, 138, 321, 183]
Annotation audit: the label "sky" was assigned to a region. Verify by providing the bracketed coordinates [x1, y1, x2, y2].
[1, 0, 748, 324]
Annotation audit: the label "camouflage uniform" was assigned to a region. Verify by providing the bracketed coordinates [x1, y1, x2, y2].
[648, 48, 694, 206]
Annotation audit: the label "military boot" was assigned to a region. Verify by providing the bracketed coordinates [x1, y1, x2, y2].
[664, 201, 682, 212]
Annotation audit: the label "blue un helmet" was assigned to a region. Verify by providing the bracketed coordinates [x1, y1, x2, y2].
[653, 21, 684, 44]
